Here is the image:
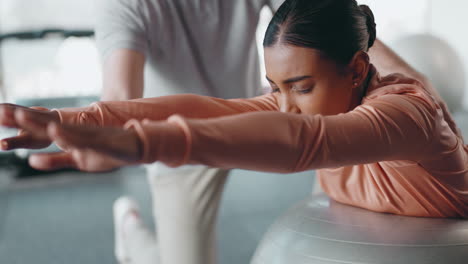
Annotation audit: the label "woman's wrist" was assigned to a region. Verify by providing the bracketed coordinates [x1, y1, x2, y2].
[123, 118, 189, 166]
[123, 119, 150, 163]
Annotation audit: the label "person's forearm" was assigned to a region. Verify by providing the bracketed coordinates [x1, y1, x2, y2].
[101, 49, 145, 101]
[369, 39, 427, 83]
[101, 83, 143, 101]
[100, 62, 144, 101]
[54, 93, 278, 128]
[369, 39, 464, 138]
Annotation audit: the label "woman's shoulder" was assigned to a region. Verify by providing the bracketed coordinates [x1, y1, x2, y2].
[362, 70, 439, 115]
[359, 70, 465, 159]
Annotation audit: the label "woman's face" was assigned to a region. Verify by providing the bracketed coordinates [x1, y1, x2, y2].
[264, 44, 368, 116]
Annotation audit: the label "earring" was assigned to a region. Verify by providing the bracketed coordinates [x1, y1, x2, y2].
[353, 82, 358, 86]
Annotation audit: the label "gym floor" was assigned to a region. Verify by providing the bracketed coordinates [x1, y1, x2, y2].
[0, 166, 315, 264]
[0, 111, 466, 264]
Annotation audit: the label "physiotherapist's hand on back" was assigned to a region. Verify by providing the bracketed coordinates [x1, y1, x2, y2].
[0, 103, 142, 172]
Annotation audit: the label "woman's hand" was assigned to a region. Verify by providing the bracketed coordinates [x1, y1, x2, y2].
[29, 122, 142, 172]
[0, 104, 59, 150]
[0, 104, 142, 172]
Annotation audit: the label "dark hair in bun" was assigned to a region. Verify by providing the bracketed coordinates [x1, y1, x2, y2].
[360, 4, 377, 49]
[264, 0, 378, 65]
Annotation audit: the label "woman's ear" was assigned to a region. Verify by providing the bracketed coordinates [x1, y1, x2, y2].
[348, 51, 370, 88]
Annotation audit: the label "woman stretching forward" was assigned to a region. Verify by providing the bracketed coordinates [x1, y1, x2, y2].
[0, 0, 467, 218]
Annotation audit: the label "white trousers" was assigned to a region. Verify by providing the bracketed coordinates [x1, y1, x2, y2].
[145, 164, 230, 264]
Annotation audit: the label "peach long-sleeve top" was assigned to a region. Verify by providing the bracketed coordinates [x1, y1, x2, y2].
[55, 67, 468, 218]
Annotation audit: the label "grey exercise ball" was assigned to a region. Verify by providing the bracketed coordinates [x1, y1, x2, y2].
[390, 34, 466, 113]
[251, 194, 468, 264]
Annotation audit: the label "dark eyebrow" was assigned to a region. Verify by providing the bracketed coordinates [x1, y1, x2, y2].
[266, 75, 313, 85]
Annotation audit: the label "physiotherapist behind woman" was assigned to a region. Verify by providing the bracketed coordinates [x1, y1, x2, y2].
[94, 0, 285, 263]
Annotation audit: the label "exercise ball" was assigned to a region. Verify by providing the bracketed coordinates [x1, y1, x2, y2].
[251, 194, 468, 264]
[390, 34, 466, 113]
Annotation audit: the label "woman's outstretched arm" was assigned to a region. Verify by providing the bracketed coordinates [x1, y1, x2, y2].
[55, 93, 278, 127]
[0, 93, 278, 151]
[0, 82, 440, 173]
[128, 86, 440, 172]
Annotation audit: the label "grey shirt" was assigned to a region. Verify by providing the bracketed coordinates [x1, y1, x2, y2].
[96, 0, 283, 99]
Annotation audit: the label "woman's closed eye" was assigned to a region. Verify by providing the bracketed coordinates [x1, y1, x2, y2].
[293, 86, 313, 94]
[270, 86, 313, 94]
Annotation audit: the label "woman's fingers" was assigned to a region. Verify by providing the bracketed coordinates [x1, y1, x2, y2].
[29, 152, 76, 171]
[0, 104, 19, 128]
[48, 123, 141, 162]
[30, 147, 126, 172]
[0, 132, 52, 150]
[24, 107, 59, 123]
[27, 123, 135, 172]
[47, 122, 92, 150]
[14, 108, 50, 139]
[29, 106, 50, 111]
[0, 104, 59, 129]
[0, 106, 56, 150]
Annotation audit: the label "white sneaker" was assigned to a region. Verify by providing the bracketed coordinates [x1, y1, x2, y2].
[113, 196, 159, 264]
[114, 196, 140, 263]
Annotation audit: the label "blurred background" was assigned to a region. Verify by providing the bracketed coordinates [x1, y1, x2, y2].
[0, 0, 467, 263]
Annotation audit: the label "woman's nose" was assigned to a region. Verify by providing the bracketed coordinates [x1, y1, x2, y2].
[279, 95, 300, 113]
